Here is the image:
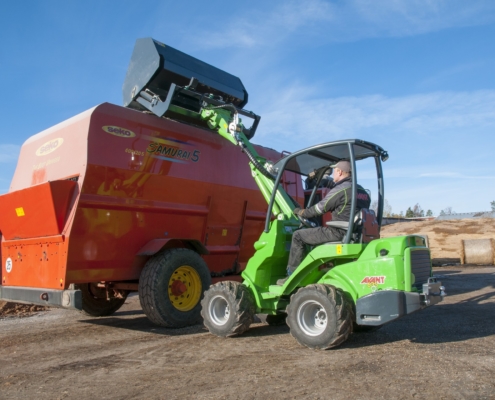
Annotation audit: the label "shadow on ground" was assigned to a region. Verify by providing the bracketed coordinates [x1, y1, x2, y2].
[79, 313, 289, 338]
[79, 268, 495, 347]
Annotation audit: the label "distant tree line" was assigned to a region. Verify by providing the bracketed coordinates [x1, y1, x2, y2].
[439, 207, 454, 216]
[370, 200, 433, 218]
[370, 200, 495, 218]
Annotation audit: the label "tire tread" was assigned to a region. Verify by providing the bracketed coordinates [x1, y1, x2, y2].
[286, 283, 352, 349]
[139, 248, 211, 328]
[78, 284, 127, 317]
[201, 281, 255, 337]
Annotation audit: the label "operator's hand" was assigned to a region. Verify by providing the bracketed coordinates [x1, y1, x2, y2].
[293, 207, 304, 216]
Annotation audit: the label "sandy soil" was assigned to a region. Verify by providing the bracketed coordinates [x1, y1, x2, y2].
[0, 267, 494, 399]
[381, 218, 495, 263]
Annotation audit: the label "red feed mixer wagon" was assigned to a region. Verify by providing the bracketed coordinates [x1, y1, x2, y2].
[0, 38, 310, 327]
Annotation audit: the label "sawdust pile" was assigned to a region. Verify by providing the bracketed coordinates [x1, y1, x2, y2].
[381, 218, 495, 263]
[0, 300, 47, 318]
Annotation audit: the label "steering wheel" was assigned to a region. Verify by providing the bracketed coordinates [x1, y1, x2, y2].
[295, 213, 317, 228]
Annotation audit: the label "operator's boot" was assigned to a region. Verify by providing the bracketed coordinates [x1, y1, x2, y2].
[276, 277, 288, 286]
[276, 267, 295, 285]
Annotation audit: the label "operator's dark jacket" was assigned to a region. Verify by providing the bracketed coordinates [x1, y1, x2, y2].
[300, 177, 371, 223]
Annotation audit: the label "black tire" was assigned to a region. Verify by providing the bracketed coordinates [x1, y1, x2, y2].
[286, 284, 352, 350]
[265, 313, 287, 326]
[139, 248, 211, 328]
[201, 281, 255, 337]
[78, 283, 128, 317]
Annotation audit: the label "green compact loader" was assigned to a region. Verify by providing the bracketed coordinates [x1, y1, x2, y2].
[197, 105, 445, 350]
[120, 39, 445, 349]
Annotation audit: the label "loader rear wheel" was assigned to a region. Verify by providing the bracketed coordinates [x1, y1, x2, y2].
[201, 281, 255, 337]
[286, 284, 352, 350]
[139, 248, 211, 328]
[79, 283, 128, 317]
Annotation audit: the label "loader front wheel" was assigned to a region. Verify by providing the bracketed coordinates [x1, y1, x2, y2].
[79, 283, 128, 317]
[139, 248, 211, 328]
[287, 284, 352, 350]
[201, 281, 255, 337]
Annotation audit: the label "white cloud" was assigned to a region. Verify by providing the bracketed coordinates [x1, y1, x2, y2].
[0, 144, 20, 163]
[419, 172, 495, 179]
[249, 88, 495, 213]
[418, 62, 484, 89]
[256, 89, 495, 149]
[190, 0, 495, 50]
[349, 0, 495, 38]
[382, 177, 495, 214]
[189, 0, 334, 50]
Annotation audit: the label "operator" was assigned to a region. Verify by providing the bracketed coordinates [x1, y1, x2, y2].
[277, 160, 371, 285]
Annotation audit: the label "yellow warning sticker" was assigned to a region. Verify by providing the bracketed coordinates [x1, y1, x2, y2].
[15, 207, 25, 217]
[336, 245, 342, 255]
[222, 229, 228, 236]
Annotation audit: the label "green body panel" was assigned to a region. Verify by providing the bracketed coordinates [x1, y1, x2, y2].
[243, 233, 430, 314]
[241, 220, 299, 312]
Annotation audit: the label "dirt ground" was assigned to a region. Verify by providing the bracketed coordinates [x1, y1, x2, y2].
[1, 218, 495, 399]
[0, 266, 494, 399]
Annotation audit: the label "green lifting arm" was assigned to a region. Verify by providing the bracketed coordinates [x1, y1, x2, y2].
[201, 106, 298, 222]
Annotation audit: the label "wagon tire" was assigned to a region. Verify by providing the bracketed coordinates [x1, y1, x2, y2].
[286, 284, 352, 350]
[78, 283, 128, 317]
[139, 248, 211, 328]
[201, 281, 255, 337]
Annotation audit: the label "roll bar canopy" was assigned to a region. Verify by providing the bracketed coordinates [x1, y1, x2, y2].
[267, 139, 388, 241]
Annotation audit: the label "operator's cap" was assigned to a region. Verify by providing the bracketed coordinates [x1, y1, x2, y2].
[330, 161, 351, 173]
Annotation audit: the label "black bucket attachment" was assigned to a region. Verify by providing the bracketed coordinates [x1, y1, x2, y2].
[122, 38, 259, 137]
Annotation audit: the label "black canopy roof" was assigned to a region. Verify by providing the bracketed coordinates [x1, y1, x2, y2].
[273, 139, 387, 176]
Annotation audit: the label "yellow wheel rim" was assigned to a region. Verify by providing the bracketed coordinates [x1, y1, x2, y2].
[168, 265, 202, 312]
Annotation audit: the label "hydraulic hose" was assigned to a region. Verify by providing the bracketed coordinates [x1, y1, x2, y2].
[204, 103, 278, 181]
[235, 127, 301, 207]
[205, 104, 276, 180]
[236, 139, 276, 180]
[206, 103, 238, 113]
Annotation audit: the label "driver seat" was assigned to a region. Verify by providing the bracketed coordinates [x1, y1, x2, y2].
[323, 208, 380, 244]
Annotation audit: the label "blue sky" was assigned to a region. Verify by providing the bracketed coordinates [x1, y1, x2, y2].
[1, 0, 494, 215]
